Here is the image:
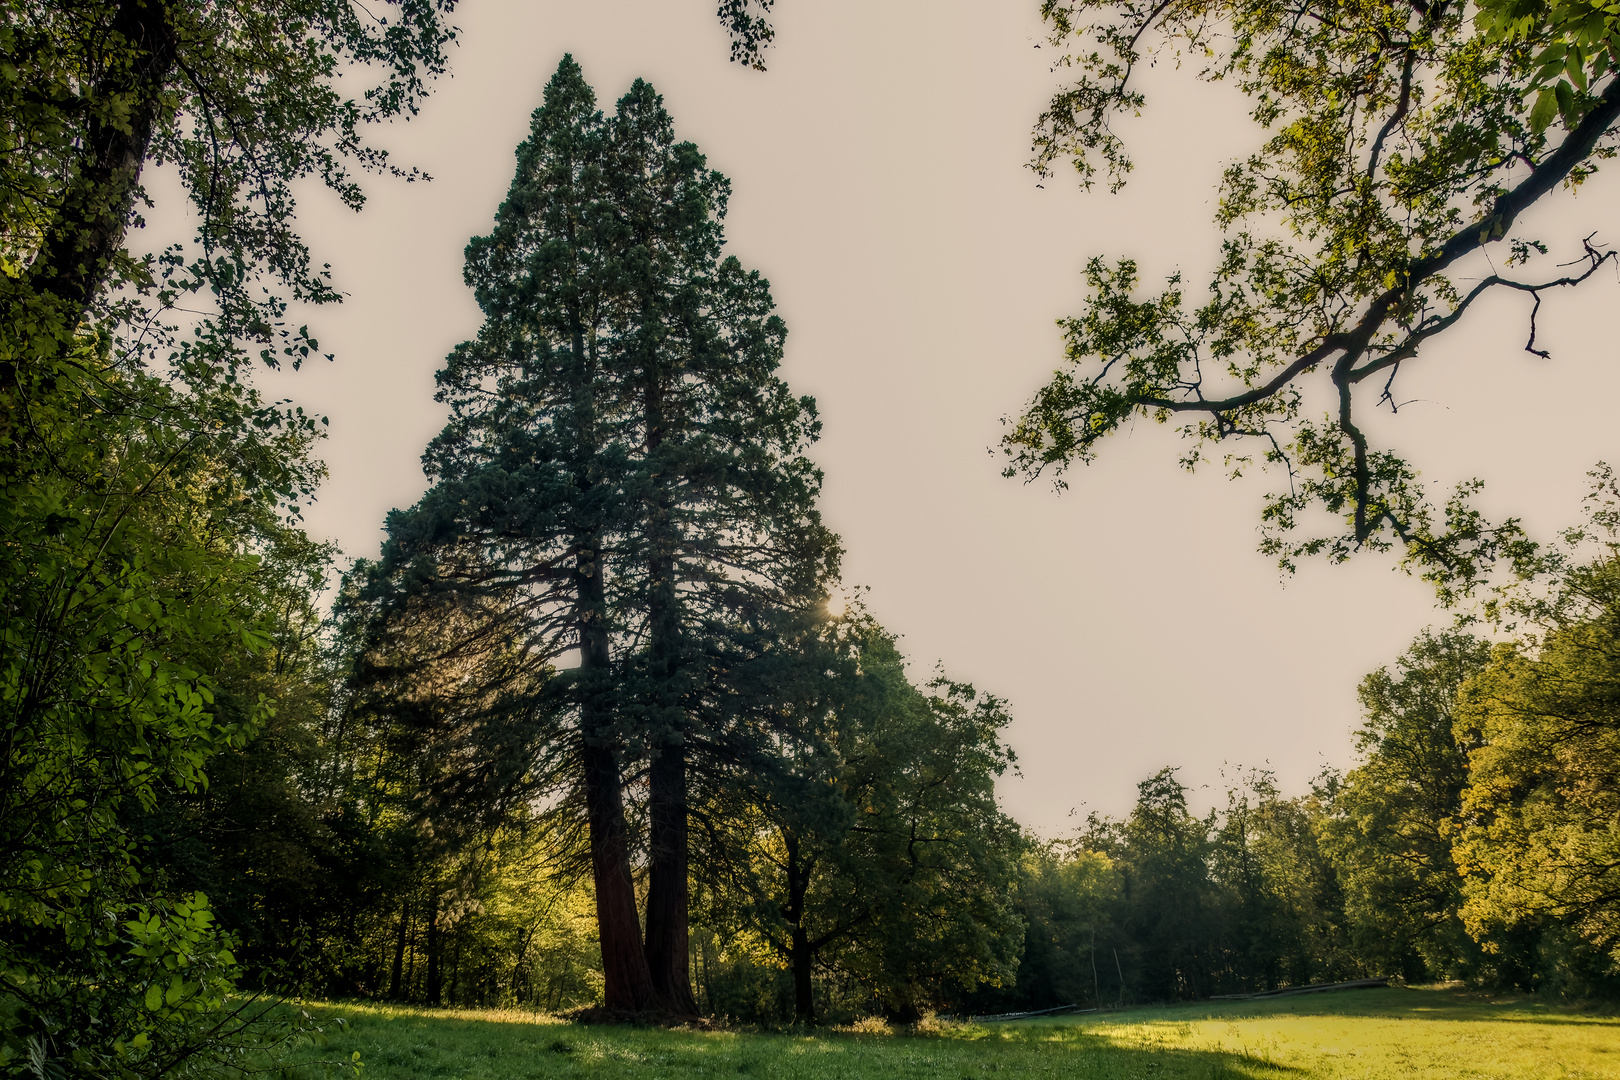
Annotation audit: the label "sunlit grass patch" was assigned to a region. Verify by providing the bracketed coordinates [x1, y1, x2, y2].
[1005, 986, 1620, 1078]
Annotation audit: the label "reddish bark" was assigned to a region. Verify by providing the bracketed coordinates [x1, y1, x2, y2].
[578, 542, 656, 1013]
[583, 736, 655, 1012]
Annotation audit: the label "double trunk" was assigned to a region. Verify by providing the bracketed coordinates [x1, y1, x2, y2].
[566, 309, 656, 1013]
[640, 391, 698, 1016]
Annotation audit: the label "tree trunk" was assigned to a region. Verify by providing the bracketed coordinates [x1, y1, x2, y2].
[405, 918, 416, 997]
[783, 830, 816, 1022]
[564, 299, 656, 1014]
[640, 380, 698, 1016]
[447, 929, 462, 1004]
[578, 540, 657, 1013]
[645, 741, 697, 1014]
[0, 0, 178, 464]
[389, 899, 410, 1000]
[1090, 924, 1101, 1011]
[791, 921, 815, 1023]
[582, 736, 655, 1012]
[27, 0, 178, 322]
[509, 925, 533, 1004]
[699, 933, 712, 1013]
[425, 901, 442, 1005]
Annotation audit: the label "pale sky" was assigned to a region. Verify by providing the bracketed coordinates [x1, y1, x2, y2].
[242, 0, 1620, 830]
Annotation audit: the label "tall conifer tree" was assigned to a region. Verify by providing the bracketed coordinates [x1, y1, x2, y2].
[365, 57, 837, 1014]
[605, 79, 838, 1014]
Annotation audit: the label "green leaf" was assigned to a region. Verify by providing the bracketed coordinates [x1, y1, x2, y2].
[144, 983, 163, 1011]
[1556, 78, 1576, 125]
[1567, 49, 1589, 91]
[1534, 42, 1568, 68]
[1537, 58, 1571, 83]
[1531, 87, 1559, 133]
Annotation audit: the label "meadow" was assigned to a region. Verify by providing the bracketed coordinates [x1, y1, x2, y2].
[284, 986, 1619, 1080]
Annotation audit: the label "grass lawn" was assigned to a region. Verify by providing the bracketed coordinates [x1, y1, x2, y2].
[284, 986, 1619, 1079]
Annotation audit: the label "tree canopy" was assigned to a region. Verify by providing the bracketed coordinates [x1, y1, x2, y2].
[1004, 0, 1620, 591]
[1321, 630, 1493, 981]
[1, 1, 458, 1070]
[1453, 482, 1620, 966]
[17, 0, 1620, 1053]
[703, 617, 1022, 1021]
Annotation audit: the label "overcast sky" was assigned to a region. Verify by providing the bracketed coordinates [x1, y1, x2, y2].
[240, 0, 1620, 831]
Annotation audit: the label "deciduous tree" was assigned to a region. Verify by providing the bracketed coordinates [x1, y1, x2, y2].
[1005, 0, 1620, 590]
[707, 620, 1022, 1022]
[1, 1, 457, 1069]
[0, 0, 787, 1056]
[1454, 518, 1620, 966]
[1320, 630, 1492, 981]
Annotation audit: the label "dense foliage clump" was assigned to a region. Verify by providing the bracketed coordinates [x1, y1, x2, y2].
[0, 0, 457, 1071]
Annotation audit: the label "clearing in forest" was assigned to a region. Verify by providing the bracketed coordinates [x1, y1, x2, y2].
[286, 986, 1618, 1079]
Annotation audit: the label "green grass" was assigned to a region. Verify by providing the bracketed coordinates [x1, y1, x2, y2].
[284, 987, 1619, 1079]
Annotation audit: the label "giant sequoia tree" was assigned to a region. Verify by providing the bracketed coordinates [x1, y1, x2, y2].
[361, 57, 837, 1015]
[1005, 0, 1620, 589]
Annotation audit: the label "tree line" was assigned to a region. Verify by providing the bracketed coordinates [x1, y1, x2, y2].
[975, 519, 1620, 1014]
[119, 494, 1620, 1027]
